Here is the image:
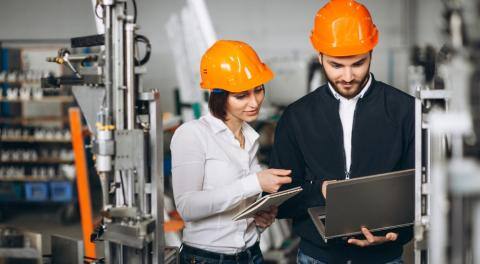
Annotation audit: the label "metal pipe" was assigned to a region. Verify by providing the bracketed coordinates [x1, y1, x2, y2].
[125, 20, 137, 213]
[414, 97, 424, 264]
[149, 91, 165, 263]
[99, 172, 110, 211]
[104, 4, 113, 124]
[430, 113, 449, 264]
[101, 4, 114, 262]
[451, 195, 464, 264]
[113, 2, 125, 131]
[125, 22, 136, 130]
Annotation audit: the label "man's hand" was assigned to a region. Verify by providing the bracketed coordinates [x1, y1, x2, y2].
[347, 227, 398, 247]
[253, 206, 278, 229]
[321, 180, 337, 199]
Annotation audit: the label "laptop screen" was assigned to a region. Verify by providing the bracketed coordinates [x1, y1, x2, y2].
[324, 169, 415, 238]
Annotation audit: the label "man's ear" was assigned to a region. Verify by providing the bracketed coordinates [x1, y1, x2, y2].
[318, 53, 323, 66]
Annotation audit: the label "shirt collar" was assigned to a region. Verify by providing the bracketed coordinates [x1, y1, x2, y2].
[328, 73, 373, 101]
[204, 113, 228, 134]
[203, 113, 259, 143]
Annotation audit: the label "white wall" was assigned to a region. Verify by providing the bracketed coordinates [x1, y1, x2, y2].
[414, 0, 445, 48]
[0, 0, 446, 112]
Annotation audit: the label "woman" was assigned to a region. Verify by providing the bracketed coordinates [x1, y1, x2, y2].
[171, 40, 292, 264]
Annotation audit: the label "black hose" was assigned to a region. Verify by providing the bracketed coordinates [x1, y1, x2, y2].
[134, 34, 151, 66]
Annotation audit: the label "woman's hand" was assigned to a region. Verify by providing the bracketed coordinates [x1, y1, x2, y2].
[254, 206, 278, 229]
[257, 169, 292, 193]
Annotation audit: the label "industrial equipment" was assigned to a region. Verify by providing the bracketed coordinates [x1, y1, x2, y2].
[412, 1, 480, 263]
[43, 0, 177, 263]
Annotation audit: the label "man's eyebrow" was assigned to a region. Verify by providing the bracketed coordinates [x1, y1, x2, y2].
[353, 58, 368, 64]
[327, 60, 343, 66]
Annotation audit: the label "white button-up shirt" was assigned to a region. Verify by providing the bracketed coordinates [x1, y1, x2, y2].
[328, 73, 372, 178]
[171, 114, 263, 254]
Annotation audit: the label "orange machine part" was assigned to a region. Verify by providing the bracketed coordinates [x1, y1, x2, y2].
[69, 107, 96, 259]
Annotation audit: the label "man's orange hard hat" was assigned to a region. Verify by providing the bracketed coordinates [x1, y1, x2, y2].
[310, 0, 379, 57]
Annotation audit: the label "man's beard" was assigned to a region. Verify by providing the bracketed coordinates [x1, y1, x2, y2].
[321, 65, 371, 99]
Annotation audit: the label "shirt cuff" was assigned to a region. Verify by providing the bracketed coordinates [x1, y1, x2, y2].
[240, 173, 262, 198]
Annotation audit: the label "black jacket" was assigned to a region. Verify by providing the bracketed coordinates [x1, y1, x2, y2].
[270, 77, 415, 263]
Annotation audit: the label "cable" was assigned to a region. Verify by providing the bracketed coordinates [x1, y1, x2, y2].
[131, 0, 137, 24]
[95, 0, 103, 20]
[134, 34, 151, 66]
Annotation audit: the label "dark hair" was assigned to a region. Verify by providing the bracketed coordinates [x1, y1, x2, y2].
[208, 90, 230, 121]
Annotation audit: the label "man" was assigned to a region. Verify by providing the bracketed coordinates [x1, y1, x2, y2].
[270, 0, 414, 263]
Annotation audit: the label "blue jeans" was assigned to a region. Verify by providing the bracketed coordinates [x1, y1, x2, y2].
[180, 243, 264, 264]
[297, 250, 404, 264]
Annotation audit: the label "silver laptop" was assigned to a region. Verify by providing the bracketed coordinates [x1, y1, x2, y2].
[308, 169, 414, 242]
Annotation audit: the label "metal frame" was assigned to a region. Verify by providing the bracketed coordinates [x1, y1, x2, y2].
[43, 1, 175, 263]
[412, 2, 480, 262]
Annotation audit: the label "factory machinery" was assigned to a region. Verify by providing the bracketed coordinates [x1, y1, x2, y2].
[412, 0, 480, 263]
[3, 0, 480, 263]
[40, 0, 177, 263]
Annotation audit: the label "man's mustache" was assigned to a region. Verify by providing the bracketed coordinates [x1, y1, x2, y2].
[337, 80, 360, 85]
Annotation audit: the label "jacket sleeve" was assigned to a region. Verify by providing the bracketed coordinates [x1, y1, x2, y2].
[269, 108, 326, 220]
[396, 98, 415, 170]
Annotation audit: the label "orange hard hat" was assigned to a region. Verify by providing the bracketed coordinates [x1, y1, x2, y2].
[200, 40, 274, 93]
[310, 0, 379, 57]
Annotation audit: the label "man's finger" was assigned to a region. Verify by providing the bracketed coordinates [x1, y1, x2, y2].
[348, 238, 369, 247]
[386, 232, 398, 241]
[361, 227, 376, 243]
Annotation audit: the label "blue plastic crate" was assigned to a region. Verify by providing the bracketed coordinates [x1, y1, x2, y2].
[0, 182, 23, 202]
[25, 182, 49, 202]
[49, 181, 73, 202]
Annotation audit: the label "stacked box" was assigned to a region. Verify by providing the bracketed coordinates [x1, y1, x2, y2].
[49, 181, 73, 202]
[25, 182, 48, 201]
[0, 182, 23, 201]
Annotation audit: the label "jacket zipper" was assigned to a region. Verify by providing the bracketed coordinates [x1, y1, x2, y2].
[343, 153, 350, 179]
